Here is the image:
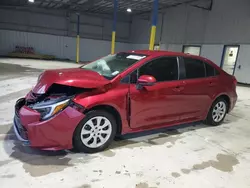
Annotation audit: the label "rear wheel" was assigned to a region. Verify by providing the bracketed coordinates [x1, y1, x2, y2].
[73, 110, 117, 153]
[205, 98, 228, 126]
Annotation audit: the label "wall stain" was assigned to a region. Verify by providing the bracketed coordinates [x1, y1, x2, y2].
[180, 153, 239, 175]
[181, 168, 191, 174]
[91, 179, 100, 182]
[171, 172, 181, 178]
[0, 159, 13, 167]
[115, 171, 121, 174]
[9, 144, 93, 177]
[136, 171, 143, 177]
[76, 184, 91, 188]
[135, 182, 157, 188]
[100, 150, 116, 157]
[192, 154, 239, 172]
[1, 174, 15, 178]
[193, 148, 205, 152]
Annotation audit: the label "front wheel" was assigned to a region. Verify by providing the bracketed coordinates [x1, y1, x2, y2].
[205, 98, 228, 126]
[73, 110, 117, 153]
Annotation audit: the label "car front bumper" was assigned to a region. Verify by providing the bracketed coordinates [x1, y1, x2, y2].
[14, 98, 85, 150]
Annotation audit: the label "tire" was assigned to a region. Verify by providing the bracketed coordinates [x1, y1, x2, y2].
[73, 110, 117, 153]
[205, 98, 228, 126]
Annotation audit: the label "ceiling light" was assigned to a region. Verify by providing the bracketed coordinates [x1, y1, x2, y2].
[28, 0, 34, 3]
[127, 8, 132, 13]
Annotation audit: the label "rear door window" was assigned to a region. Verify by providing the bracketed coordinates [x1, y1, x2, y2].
[184, 58, 205, 79]
[205, 63, 215, 77]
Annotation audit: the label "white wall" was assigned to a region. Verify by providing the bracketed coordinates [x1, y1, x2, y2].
[130, 0, 250, 83]
[0, 7, 132, 61]
[0, 30, 131, 61]
[0, 8, 131, 42]
[201, 45, 224, 67]
[235, 45, 250, 84]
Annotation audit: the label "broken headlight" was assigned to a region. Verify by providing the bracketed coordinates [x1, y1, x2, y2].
[32, 98, 70, 120]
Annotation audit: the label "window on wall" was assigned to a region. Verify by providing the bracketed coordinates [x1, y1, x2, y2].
[139, 57, 179, 82]
[183, 46, 201, 56]
[184, 58, 205, 79]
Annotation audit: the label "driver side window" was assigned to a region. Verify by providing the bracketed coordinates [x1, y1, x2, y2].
[139, 57, 179, 82]
[120, 70, 138, 84]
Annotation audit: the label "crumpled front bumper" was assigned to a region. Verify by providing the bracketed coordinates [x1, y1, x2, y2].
[14, 98, 85, 150]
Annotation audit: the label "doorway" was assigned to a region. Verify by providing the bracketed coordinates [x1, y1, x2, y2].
[183, 45, 201, 56]
[221, 45, 239, 75]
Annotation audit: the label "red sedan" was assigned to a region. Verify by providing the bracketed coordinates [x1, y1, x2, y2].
[14, 50, 237, 153]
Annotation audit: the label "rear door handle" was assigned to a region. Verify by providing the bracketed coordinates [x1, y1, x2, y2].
[209, 82, 216, 87]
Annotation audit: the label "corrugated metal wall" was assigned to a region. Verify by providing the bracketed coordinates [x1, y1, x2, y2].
[0, 30, 131, 61]
[0, 7, 132, 61]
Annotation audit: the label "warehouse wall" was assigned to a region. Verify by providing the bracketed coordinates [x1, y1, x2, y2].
[0, 7, 131, 61]
[0, 30, 131, 61]
[131, 0, 250, 83]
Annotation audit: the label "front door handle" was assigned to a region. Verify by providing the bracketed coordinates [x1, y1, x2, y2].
[172, 86, 184, 92]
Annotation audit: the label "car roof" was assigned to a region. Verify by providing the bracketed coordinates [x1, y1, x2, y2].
[126, 50, 209, 62]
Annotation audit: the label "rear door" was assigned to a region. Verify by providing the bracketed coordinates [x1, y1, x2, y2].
[178, 57, 211, 121]
[204, 62, 220, 97]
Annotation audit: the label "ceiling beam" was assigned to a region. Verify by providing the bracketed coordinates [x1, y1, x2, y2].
[190, 0, 213, 11]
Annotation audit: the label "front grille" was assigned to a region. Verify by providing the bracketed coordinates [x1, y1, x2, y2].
[14, 116, 28, 140]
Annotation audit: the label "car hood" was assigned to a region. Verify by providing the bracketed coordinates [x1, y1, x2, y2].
[32, 68, 110, 94]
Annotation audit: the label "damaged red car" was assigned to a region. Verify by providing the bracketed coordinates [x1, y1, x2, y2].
[14, 50, 237, 153]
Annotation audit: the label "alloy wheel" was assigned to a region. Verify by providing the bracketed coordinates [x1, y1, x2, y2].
[212, 101, 226, 123]
[80, 116, 112, 148]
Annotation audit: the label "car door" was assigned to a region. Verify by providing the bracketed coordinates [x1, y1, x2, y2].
[204, 62, 220, 97]
[129, 56, 185, 129]
[178, 57, 211, 121]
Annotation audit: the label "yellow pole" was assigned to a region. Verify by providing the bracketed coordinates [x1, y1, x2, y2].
[76, 35, 80, 63]
[111, 0, 118, 54]
[149, 0, 158, 50]
[149, 26, 156, 50]
[111, 31, 116, 54]
[76, 13, 80, 63]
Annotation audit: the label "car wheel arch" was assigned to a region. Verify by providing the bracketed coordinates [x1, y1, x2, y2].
[83, 104, 122, 136]
[212, 94, 231, 113]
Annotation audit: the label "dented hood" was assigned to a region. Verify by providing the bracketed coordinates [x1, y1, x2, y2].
[32, 68, 110, 94]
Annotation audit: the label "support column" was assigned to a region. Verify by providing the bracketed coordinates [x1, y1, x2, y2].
[149, 0, 159, 50]
[111, 0, 118, 54]
[76, 13, 80, 63]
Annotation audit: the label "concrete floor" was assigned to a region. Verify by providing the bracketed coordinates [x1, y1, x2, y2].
[0, 58, 250, 188]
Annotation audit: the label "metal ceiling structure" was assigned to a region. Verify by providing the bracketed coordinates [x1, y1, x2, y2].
[0, 0, 213, 14]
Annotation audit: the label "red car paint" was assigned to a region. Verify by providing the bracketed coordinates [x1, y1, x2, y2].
[33, 68, 110, 94]
[14, 50, 237, 150]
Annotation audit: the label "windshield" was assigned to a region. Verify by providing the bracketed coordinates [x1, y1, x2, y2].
[81, 53, 147, 80]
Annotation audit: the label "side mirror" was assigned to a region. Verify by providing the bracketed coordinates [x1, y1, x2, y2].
[136, 75, 156, 89]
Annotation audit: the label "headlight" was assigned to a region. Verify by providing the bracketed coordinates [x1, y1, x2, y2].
[32, 99, 70, 120]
